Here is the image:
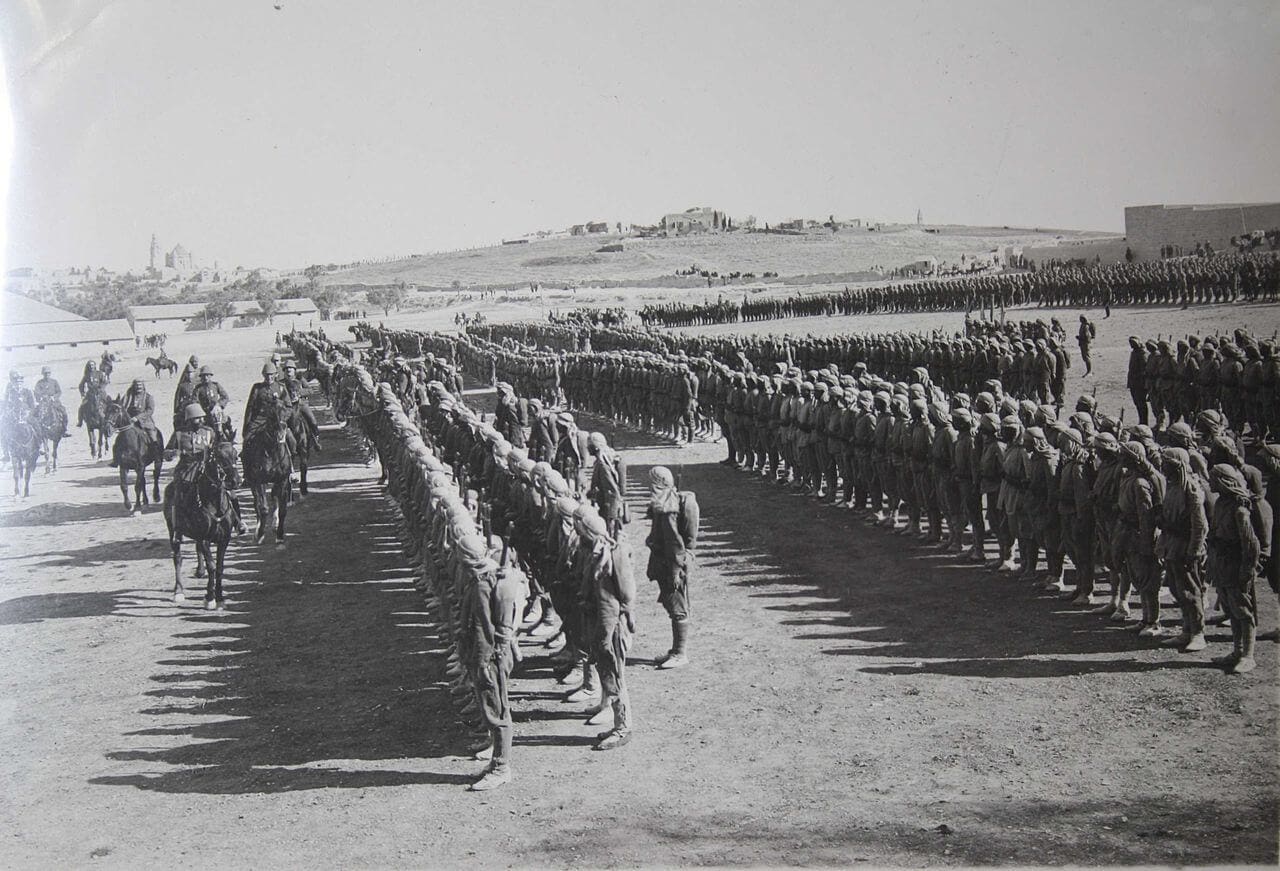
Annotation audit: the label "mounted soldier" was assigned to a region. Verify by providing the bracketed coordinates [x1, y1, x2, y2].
[76, 360, 108, 428]
[195, 365, 231, 417]
[280, 360, 322, 452]
[112, 378, 164, 467]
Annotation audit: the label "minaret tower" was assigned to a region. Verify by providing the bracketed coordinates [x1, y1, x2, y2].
[149, 233, 160, 271]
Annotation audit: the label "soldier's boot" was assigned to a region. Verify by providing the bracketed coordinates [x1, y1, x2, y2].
[1144, 590, 1168, 636]
[1212, 622, 1243, 667]
[584, 693, 613, 727]
[1163, 614, 1193, 648]
[594, 696, 632, 751]
[565, 665, 599, 703]
[658, 619, 689, 670]
[1228, 626, 1257, 674]
[555, 658, 585, 686]
[470, 731, 513, 791]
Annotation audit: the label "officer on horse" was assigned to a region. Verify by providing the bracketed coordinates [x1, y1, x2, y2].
[166, 402, 246, 535]
[280, 360, 322, 451]
[33, 366, 71, 437]
[111, 378, 164, 467]
[76, 360, 108, 428]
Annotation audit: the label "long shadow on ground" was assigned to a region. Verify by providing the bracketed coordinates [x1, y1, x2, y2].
[89, 425, 476, 794]
[570, 407, 1236, 681]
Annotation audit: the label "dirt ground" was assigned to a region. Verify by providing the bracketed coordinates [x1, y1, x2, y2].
[0, 309, 1277, 868]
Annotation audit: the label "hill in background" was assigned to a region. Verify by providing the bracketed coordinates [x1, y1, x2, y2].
[317, 224, 1108, 292]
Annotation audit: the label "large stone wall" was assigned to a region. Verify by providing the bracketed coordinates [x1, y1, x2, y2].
[1125, 203, 1280, 260]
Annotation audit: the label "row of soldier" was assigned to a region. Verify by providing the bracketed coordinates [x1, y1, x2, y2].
[367, 321, 1276, 675]
[330, 345, 700, 791]
[630, 251, 1280, 328]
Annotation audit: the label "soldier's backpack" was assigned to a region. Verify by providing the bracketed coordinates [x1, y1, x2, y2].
[676, 490, 700, 550]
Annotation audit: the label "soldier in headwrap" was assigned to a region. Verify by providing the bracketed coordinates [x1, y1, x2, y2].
[1206, 464, 1262, 675]
[586, 431, 627, 537]
[461, 532, 527, 790]
[577, 506, 636, 749]
[1023, 427, 1059, 585]
[930, 402, 962, 551]
[978, 412, 1012, 569]
[1090, 433, 1129, 620]
[645, 466, 698, 670]
[1158, 447, 1209, 652]
[998, 415, 1031, 575]
[1127, 337, 1149, 426]
[1117, 441, 1167, 636]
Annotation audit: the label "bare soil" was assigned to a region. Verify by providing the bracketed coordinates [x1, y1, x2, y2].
[0, 312, 1276, 868]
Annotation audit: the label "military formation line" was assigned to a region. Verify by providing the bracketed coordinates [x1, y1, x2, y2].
[348, 315, 1277, 679]
[633, 251, 1280, 328]
[288, 332, 700, 792]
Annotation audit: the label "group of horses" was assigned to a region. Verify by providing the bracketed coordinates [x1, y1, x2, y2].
[1, 352, 337, 610]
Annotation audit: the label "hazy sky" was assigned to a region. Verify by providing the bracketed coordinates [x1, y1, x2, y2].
[2, 0, 1278, 272]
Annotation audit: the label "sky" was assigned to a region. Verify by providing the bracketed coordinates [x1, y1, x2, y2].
[1, 0, 1278, 272]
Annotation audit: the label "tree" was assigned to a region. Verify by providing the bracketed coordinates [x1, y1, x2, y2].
[366, 285, 407, 316]
[313, 286, 348, 321]
[252, 280, 279, 323]
[201, 298, 234, 329]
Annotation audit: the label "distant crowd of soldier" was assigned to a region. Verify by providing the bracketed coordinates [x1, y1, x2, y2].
[633, 251, 1279, 328]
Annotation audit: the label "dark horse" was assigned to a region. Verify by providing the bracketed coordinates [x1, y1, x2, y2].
[146, 355, 179, 378]
[109, 408, 164, 513]
[33, 397, 68, 473]
[80, 389, 117, 460]
[242, 405, 292, 546]
[1, 415, 41, 497]
[163, 441, 241, 609]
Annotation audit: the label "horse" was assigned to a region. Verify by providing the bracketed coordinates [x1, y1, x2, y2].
[80, 389, 117, 460]
[109, 407, 164, 513]
[146, 355, 178, 378]
[100, 351, 117, 384]
[33, 397, 68, 473]
[285, 401, 313, 497]
[242, 405, 292, 546]
[163, 441, 241, 609]
[1, 414, 41, 497]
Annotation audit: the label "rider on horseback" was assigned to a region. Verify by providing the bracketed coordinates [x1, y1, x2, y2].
[194, 365, 230, 416]
[111, 378, 164, 467]
[243, 362, 297, 456]
[280, 360, 322, 451]
[76, 360, 108, 428]
[166, 403, 247, 535]
[34, 366, 71, 437]
[5, 370, 35, 421]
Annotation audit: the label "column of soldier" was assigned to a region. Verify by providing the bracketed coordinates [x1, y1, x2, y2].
[372, 319, 1276, 677]
[301, 333, 701, 794]
[630, 250, 1279, 328]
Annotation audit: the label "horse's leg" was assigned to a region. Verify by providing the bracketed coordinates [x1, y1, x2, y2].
[22, 460, 32, 498]
[194, 544, 207, 578]
[252, 483, 267, 544]
[274, 479, 289, 546]
[214, 541, 227, 606]
[169, 527, 186, 602]
[151, 457, 162, 502]
[51, 439, 58, 473]
[135, 463, 146, 507]
[120, 466, 133, 512]
[299, 456, 308, 496]
[200, 541, 217, 608]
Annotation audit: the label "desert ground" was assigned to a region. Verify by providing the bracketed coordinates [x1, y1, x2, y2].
[0, 296, 1277, 868]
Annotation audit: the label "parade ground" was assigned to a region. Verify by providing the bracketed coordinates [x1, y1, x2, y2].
[1, 304, 1278, 868]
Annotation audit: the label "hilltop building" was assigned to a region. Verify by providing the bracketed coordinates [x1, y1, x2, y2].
[148, 233, 199, 280]
[661, 207, 731, 235]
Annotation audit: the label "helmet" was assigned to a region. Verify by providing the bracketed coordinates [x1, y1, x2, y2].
[183, 403, 206, 422]
[262, 362, 278, 376]
[40, 366, 51, 375]
[198, 365, 214, 376]
[284, 360, 297, 370]
[8, 369, 19, 381]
